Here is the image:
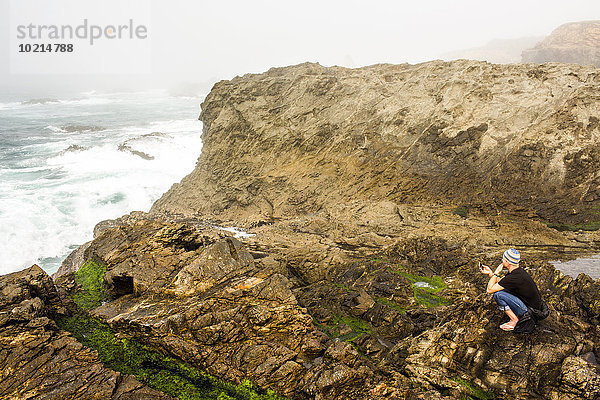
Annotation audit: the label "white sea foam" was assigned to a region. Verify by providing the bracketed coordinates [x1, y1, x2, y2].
[58, 97, 116, 106]
[20, 136, 52, 142]
[1, 89, 179, 112]
[124, 118, 201, 134]
[0, 101, 22, 111]
[1, 96, 114, 112]
[45, 125, 66, 133]
[216, 226, 255, 239]
[0, 110, 203, 276]
[44, 124, 106, 135]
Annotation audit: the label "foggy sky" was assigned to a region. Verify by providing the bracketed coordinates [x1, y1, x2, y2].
[2, 0, 600, 96]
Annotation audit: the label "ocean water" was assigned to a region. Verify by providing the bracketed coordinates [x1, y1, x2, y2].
[552, 255, 600, 281]
[0, 90, 204, 276]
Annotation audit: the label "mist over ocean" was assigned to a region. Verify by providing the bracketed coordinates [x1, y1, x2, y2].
[0, 90, 204, 276]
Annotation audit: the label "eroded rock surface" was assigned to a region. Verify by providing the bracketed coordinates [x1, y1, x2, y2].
[384, 262, 600, 399]
[51, 216, 600, 399]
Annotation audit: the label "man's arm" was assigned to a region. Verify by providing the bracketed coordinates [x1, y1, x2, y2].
[486, 274, 504, 293]
[482, 263, 504, 293]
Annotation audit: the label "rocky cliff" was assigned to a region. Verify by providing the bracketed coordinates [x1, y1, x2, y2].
[522, 21, 600, 67]
[3, 60, 600, 400]
[152, 60, 600, 229]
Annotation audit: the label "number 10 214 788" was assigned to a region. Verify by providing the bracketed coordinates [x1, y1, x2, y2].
[18, 43, 74, 53]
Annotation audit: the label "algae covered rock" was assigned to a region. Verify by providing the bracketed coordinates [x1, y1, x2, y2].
[0, 266, 173, 400]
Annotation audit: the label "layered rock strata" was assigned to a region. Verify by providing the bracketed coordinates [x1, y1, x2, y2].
[0, 266, 172, 400]
[50, 217, 600, 399]
[153, 60, 600, 228]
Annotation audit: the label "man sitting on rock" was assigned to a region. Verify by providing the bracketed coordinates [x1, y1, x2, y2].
[479, 248, 544, 331]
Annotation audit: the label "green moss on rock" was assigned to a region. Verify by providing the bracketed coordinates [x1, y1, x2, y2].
[452, 206, 470, 218]
[544, 220, 600, 232]
[375, 297, 406, 314]
[61, 259, 284, 399]
[413, 289, 451, 307]
[452, 377, 495, 400]
[316, 313, 372, 341]
[389, 268, 451, 307]
[72, 259, 107, 310]
[56, 313, 284, 400]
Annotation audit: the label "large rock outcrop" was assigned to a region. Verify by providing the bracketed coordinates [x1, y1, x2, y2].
[152, 60, 600, 230]
[50, 218, 600, 399]
[522, 21, 600, 67]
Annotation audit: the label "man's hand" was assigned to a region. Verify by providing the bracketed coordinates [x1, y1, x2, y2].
[479, 263, 493, 276]
[481, 262, 504, 294]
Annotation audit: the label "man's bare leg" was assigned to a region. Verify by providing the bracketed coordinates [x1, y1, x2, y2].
[504, 309, 519, 328]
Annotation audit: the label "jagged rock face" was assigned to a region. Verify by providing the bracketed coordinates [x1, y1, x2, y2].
[152, 60, 600, 227]
[53, 216, 600, 399]
[0, 266, 172, 400]
[61, 217, 381, 398]
[522, 21, 600, 67]
[71, 219, 256, 297]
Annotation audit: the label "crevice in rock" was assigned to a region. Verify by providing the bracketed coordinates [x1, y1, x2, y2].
[226, 237, 239, 261]
[111, 275, 134, 298]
